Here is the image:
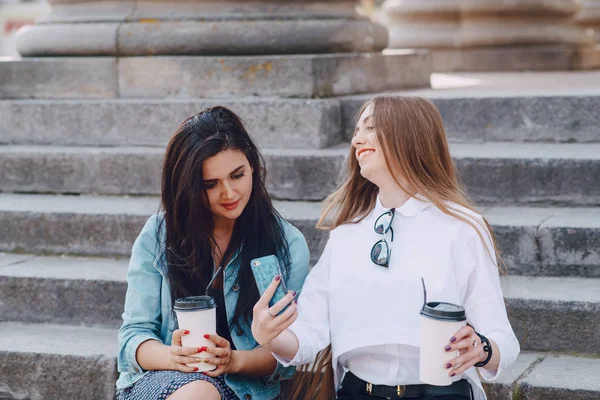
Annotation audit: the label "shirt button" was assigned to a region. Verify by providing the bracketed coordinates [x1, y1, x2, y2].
[244, 395, 252, 400]
[237, 329, 244, 336]
[252, 260, 260, 266]
[232, 283, 240, 292]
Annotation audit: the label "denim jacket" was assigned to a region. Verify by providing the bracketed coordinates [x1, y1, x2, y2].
[116, 213, 310, 400]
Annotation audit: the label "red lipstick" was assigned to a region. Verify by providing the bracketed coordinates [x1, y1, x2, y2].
[221, 200, 240, 211]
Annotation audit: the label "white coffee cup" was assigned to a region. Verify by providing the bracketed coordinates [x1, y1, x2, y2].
[419, 301, 467, 386]
[174, 295, 218, 372]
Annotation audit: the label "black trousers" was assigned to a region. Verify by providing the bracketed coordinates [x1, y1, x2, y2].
[336, 390, 472, 400]
[336, 374, 473, 400]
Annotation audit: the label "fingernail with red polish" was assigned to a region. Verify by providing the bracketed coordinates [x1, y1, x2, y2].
[445, 345, 451, 351]
[446, 363, 452, 369]
[275, 275, 281, 281]
[450, 337, 457, 343]
[194, 367, 199, 371]
[183, 330, 190, 335]
[292, 291, 297, 296]
[202, 372, 208, 375]
[450, 373, 456, 377]
[197, 347, 207, 353]
[204, 334, 210, 339]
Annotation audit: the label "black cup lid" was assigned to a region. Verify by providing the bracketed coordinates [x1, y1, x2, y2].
[420, 301, 466, 321]
[174, 295, 216, 311]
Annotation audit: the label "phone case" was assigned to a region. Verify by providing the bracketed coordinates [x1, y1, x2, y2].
[251, 254, 289, 310]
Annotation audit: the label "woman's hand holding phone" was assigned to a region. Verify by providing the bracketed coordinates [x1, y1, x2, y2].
[252, 275, 298, 348]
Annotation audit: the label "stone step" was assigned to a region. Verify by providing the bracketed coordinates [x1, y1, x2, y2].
[0, 98, 343, 149]
[0, 253, 128, 327]
[0, 52, 431, 100]
[0, 193, 327, 265]
[342, 71, 600, 144]
[0, 322, 597, 400]
[0, 193, 598, 276]
[0, 321, 117, 400]
[0, 143, 599, 206]
[503, 276, 600, 354]
[1, 253, 599, 356]
[2, 88, 600, 149]
[485, 353, 600, 400]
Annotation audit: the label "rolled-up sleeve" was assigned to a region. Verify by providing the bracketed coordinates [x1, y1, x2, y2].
[455, 222, 520, 381]
[117, 216, 164, 374]
[273, 238, 332, 367]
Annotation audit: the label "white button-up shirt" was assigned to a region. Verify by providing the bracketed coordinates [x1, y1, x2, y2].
[275, 196, 520, 400]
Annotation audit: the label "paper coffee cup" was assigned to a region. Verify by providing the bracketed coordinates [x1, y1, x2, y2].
[174, 295, 218, 372]
[419, 301, 467, 386]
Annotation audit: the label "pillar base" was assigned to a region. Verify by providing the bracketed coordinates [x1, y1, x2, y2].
[382, 0, 598, 71]
[0, 51, 432, 99]
[16, 0, 389, 57]
[431, 45, 598, 72]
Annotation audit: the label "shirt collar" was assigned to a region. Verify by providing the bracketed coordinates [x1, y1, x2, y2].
[373, 193, 432, 218]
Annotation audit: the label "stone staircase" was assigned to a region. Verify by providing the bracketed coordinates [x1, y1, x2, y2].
[1, 66, 600, 400]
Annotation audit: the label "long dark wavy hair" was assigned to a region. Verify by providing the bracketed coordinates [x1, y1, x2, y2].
[159, 106, 290, 330]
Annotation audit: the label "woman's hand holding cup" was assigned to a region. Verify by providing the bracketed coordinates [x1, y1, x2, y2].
[201, 334, 237, 377]
[444, 325, 485, 376]
[169, 329, 208, 372]
[251, 276, 298, 347]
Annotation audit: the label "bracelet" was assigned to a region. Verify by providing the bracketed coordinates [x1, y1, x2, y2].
[474, 332, 492, 368]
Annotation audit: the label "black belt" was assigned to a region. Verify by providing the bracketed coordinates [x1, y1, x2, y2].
[341, 372, 472, 399]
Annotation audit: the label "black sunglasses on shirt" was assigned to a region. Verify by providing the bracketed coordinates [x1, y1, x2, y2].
[371, 208, 395, 268]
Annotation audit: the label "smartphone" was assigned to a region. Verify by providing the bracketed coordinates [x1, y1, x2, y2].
[251, 254, 291, 312]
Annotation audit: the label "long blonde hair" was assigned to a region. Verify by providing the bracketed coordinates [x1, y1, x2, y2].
[290, 96, 505, 400]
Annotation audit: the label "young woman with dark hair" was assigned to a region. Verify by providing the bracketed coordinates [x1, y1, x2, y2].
[116, 106, 309, 400]
[252, 97, 520, 400]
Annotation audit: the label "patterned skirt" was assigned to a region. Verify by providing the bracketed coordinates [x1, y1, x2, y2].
[116, 370, 240, 400]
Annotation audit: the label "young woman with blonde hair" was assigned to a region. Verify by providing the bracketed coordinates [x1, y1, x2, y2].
[251, 96, 520, 400]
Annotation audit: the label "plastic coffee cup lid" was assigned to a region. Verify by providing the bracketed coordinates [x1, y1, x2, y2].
[420, 301, 466, 321]
[174, 295, 217, 311]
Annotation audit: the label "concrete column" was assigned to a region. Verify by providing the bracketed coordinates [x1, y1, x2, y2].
[576, 0, 600, 42]
[383, 0, 461, 49]
[16, 0, 389, 56]
[382, 0, 597, 71]
[6, 0, 432, 100]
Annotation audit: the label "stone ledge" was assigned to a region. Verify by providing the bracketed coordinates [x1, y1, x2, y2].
[0, 255, 128, 326]
[0, 52, 431, 100]
[0, 58, 118, 100]
[0, 322, 116, 400]
[340, 93, 600, 143]
[0, 321, 598, 400]
[118, 52, 431, 99]
[0, 194, 598, 277]
[3, 93, 599, 148]
[0, 99, 343, 149]
[484, 353, 600, 400]
[429, 45, 600, 72]
[1, 143, 599, 206]
[1, 256, 599, 357]
[483, 353, 541, 400]
[503, 276, 600, 353]
[432, 46, 578, 72]
[0, 194, 327, 265]
[520, 354, 600, 400]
